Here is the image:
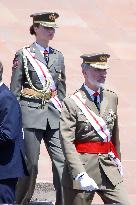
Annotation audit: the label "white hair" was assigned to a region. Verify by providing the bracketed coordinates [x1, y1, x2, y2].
[81, 63, 90, 72]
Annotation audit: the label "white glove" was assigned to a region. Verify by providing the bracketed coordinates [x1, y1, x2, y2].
[75, 172, 99, 191]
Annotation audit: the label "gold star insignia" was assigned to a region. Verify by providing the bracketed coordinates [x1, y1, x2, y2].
[49, 14, 56, 21]
[100, 56, 107, 62]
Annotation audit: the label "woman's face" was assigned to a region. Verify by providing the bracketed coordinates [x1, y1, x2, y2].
[34, 25, 55, 43]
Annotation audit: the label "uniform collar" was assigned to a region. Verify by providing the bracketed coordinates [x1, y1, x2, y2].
[83, 84, 100, 96]
[35, 42, 49, 53]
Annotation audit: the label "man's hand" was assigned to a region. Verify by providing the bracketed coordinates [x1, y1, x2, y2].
[75, 172, 99, 191]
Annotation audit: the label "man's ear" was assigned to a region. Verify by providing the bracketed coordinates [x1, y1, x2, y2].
[33, 26, 38, 33]
[82, 69, 87, 76]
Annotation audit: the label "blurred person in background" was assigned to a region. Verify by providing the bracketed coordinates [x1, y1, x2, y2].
[0, 61, 28, 204]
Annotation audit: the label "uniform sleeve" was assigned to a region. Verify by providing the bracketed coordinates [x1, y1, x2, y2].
[60, 98, 86, 178]
[10, 50, 25, 101]
[56, 53, 66, 101]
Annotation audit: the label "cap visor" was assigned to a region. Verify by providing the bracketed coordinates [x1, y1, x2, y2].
[90, 63, 110, 69]
[40, 22, 58, 28]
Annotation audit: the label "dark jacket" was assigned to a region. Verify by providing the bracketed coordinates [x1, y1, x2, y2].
[0, 83, 28, 179]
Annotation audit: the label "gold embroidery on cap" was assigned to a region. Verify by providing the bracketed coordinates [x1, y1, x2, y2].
[85, 61, 106, 65]
[100, 56, 107, 62]
[49, 14, 55, 21]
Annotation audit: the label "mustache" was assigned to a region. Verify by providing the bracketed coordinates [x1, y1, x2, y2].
[87, 77, 104, 88]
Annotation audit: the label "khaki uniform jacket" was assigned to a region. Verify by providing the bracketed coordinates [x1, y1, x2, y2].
[10, 43, 66, 130]
[60, 85, 122, 190]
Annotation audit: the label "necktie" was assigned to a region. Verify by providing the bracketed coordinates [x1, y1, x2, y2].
[44, 49, 49, 65]
[93, 92, 100, 111]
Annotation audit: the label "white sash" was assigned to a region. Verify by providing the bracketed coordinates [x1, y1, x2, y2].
[50, 96, 62, 113]
[71, 92, 111, 142]
[23, 47, 56, 91]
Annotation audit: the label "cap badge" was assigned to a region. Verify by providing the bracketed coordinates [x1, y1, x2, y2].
[100, 56, 107, 62]
[49, 14, 55, 21]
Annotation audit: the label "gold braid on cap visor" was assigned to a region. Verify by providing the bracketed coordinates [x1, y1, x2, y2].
[85, 61, 109, 69]
[34, 21, 57, 27]
[84, 61, 107, 65]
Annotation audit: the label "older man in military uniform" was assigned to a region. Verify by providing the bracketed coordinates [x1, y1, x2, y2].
[60, 53, 130, 205]
[10, 12, 66, 205]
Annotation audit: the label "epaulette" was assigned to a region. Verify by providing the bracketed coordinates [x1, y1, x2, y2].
[50, 47, 62, 54]
[67, 94, 72, 98]
[105, 88, 118, 97]
[16, 45, 30, 54]
[106, 88, 115, 93]
[17, 45, 30, 53]
[23, 45, 30, 49]
[66, 91, 78, 99]
[72, 90, 79, 95]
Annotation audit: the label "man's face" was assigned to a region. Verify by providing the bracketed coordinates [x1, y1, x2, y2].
[34, 25, 55, 42]
[84, 66, 107, 89]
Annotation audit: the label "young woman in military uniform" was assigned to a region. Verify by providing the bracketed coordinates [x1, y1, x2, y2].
[10, 12, 66, 205]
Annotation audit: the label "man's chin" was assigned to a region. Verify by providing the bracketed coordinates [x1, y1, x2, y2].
[87, 79, 104, 89]
[95, 82, 104, 88]
[99, 83, 104, 88]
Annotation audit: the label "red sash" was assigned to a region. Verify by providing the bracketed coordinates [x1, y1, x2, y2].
[75, 141, 119, 158]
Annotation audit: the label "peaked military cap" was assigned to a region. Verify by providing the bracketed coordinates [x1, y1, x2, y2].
[80, 53, 110, 69]
[30, 12, 59, 28]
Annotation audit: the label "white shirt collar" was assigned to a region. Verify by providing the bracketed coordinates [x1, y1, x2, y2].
[84, 84, 100, 96]
[35, 42, 49, 53]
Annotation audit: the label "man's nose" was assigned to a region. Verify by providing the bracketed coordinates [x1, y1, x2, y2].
[48, 28, 55, 32]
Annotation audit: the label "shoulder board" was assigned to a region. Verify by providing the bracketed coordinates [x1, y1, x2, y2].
[105, 88, 117, 96]
[50, 47, 62, 54]
[23, 45, 30, 49]
[17, 45, 30, 55]
[70, 90, 79, 97]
